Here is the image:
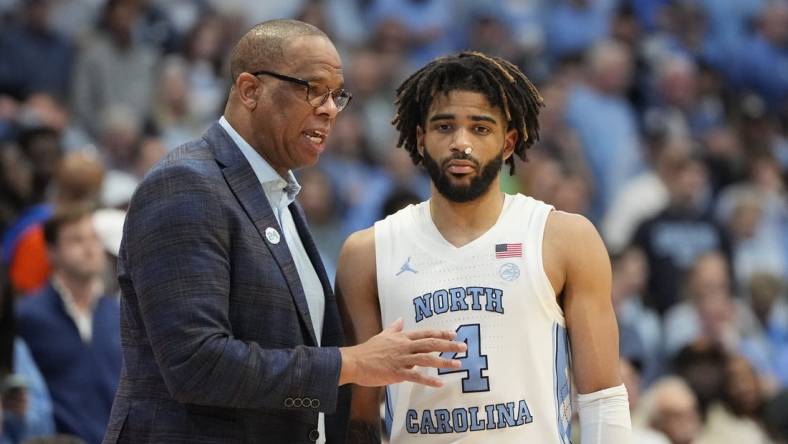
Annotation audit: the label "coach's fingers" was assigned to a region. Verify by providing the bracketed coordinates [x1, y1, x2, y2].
[404, 353, 462, 370]
[410, 338, 467, 354]
[400, 369, 444, 388]
[404, 328, 457, 341]
[383, 318, 404, 333]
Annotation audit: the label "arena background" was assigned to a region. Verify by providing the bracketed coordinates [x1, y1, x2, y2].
[0, 0, 786, 443]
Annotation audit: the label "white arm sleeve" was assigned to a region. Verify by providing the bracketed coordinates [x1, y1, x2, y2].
[577, 383, 632, 444]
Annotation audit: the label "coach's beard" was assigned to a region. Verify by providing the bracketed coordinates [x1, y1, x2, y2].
[422, 149, 503, 203]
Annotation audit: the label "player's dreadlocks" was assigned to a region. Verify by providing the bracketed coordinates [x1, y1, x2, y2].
[392, 51, 544, 175]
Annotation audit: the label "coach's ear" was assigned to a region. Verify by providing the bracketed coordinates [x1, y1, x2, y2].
[416, 126, 425, 158]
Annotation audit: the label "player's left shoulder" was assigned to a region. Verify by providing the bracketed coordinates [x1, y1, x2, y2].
[545, 210, 603, 252]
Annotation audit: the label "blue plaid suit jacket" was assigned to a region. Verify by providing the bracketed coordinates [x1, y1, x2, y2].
[103, 123, 350, 443]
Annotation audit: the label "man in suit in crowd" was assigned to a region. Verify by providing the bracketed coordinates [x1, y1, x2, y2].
[17, 204, 118, 444]
[103, 19, 466, 444]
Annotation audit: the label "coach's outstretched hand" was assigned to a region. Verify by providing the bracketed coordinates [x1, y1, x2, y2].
[339, 318, 466, 387]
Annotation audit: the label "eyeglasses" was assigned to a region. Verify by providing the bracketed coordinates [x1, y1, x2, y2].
[251, 70, 352, 112]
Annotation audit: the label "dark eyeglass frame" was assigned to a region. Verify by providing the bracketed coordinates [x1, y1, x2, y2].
[251, 70, 352, 111]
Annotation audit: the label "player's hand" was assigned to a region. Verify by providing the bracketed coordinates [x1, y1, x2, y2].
[339, 318, 466, 387]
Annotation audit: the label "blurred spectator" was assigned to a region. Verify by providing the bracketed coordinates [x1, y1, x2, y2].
[603, 135, 692, 252]
[510, 79, 594, 214]
[737, 94, 788, 169]
[47, 0, 105, 41]
[96, 105, 143, 173]
[206, 0, 306, 30]
[620, 358, 671, 444]
[0, 0, 75, 99]
[551, 171, 591, 214]
[297, 167, 344, 281]
[696, 355, 775, 444]
[462, 9, 524, 68]
[699, 0, 764, 63]
[672, 343, 728, 419]
[716, 152, 787, 285]
[664, 252, 771, 387]
[52, 151, 105, 207]
[641, 0, 711, 68]
[635, 376, 703, 444]
[744, 273, 788, 388]
[322, 0, 369, 47]
[613, 246, 663, 381]
[91, 208, 125, 296]
[340, 147, 429, 235]
[131, 0, 180, 53]
[17, 127, 63, 204]
[545, 0, 616, 61]
[71, 0, 159, 138]
[15, 204, 120, 444]
[343, 47, 399, 160]
[611, 3, 643, 49]
[729, 1, 788, 112]
[700, 124, 748, 193]
[380, 187, 421, 218]
[644, 55, 724, 140]
[132, 136, 166, 178]
[179, 14, 228, 121]
[1, 341, 56, 444]
[151, 57, 206, 149]
[15, 94, 92, 153]
[366, 0, 455, 68]
[7, 150, 111, 294]
[295, 0, 330, 34]
[0, 267, 55, 444]
[0, 141, 52, 292]
[566, 40, 644, 221]
[632, 152, 730, 315]
[1, 127, 64, 293]
[0, 143, 33, 235]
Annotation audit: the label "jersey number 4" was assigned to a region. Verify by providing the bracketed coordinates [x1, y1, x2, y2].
[438, 324, 490, 392]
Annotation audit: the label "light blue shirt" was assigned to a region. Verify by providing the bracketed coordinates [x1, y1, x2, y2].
[218, 116, 326, 442]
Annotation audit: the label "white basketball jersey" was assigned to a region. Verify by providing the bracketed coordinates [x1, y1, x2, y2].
[375, 193, 572, 444]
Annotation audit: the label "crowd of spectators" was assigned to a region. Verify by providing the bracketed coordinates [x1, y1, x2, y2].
[0, 0, 786, 443]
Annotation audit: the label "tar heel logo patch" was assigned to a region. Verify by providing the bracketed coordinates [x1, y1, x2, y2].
[396, 256, 418, 276]
[499, 263, 520, 281]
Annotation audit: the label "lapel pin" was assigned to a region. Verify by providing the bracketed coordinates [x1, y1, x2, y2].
[265, 227, 281, 244]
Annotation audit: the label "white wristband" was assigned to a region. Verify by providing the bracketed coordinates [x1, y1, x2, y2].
[577, 383, 632, 444]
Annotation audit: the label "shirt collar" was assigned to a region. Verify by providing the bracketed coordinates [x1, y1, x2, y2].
[218, 116, 301, 206]
[52, 275, 104, 305]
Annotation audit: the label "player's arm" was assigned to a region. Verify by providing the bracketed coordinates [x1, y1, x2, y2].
[336, 228, 384, 443]
[545, 211, 631, 444]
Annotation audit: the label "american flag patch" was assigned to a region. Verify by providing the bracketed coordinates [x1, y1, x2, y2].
[495, 243, 523, 258]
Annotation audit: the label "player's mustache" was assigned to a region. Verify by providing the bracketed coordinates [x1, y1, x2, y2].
[441, 152, 479, 169]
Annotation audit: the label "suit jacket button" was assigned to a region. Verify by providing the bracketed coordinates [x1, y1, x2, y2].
[308, 429, 320, 442]
[312, 398, 320, 409]
[294, 397, 303, 407]
[284, 397, 294, 408]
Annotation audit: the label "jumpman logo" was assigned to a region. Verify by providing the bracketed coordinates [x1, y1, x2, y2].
[396, 257, 418, 276]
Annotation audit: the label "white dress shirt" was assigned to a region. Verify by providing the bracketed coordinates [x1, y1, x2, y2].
[52, 276, 103, 343]
[219, 117, 326, 443]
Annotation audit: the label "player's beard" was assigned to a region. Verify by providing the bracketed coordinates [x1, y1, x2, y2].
[421, 148, 503, 203]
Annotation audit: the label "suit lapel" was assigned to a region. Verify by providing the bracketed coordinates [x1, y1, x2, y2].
[289, 203, 345, 348]
[204, 123, 318, 345]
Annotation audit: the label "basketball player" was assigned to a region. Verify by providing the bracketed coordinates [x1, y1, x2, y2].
[336, 52, 632, 443]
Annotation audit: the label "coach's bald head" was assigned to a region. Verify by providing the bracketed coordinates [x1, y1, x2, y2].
[229, 19, 328, 83]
